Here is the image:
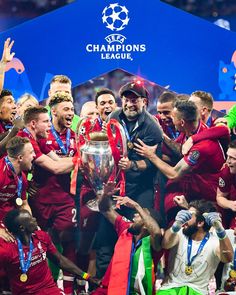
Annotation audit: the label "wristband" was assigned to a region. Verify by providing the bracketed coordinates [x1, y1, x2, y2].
[170, 221, 181, 233]
[216, 229, 227, 240]
[81, 272, 90, 280]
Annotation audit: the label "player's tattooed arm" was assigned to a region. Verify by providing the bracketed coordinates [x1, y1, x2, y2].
[173, 158, 192, 180]
[163, 133, 182, 158]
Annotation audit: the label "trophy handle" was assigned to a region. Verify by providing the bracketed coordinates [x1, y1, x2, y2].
[107, 119, 127, 163]
[107, 119, 127, 197]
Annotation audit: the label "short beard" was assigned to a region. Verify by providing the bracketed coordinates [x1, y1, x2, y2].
[128, 224, 142, 235]
[183, 224, 198, 237]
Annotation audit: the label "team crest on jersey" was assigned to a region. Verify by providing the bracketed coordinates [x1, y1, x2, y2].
[219, 177, 225, 187]
[79, 126, 86, 135]
[187, 150, 200, 165]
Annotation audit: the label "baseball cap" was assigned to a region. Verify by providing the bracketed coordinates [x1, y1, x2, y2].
[119, 82, 149, 99]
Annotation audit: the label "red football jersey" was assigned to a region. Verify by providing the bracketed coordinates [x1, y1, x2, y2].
[218, 164, 236, 194]
[0, 230, 63, 295]
[17, 129, 51, 160]
[0, 157, 27, 224]
[33, 128, 76, 204]
[0, 120, 12, 134]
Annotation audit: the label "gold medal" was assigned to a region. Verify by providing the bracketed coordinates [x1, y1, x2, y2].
[229, 269, 236, 278]
[16, 198, 23, 206]
[127, 142, 134, 149]
[185, 265, 193, 275]
[20, 273, 28, 282]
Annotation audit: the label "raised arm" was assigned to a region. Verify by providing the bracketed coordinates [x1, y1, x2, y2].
[204, 212, 233, 263]
[0, 38, 15, 92]
[162, 210, 192, 249]
[115, 196, 162, 251]
[98, 182, 119, 226]
[134, 139, 191, 181]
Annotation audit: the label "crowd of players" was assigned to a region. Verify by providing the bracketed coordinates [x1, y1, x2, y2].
[0, 38, 236, 295]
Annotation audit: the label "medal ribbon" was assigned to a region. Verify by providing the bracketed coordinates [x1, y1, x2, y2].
[121, 120, 137, 145]
[166, 126, 179, 140]
[4, 156, 23, 199]
[17, 238, 34, 274]
[51, 125, 71, 155]
[233, 248, 236, 270]
[23, 128, 34, 138]
[97, 116, 103, 128]
[187, 233, 209, 266]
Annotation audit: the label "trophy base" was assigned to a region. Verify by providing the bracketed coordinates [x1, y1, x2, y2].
[86, 199, 100, 212]
[86, 192, 117, 212]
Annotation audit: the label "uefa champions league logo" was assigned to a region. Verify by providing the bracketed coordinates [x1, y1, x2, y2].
[85, 2, 146, 61]
[102, 3, 130, 32]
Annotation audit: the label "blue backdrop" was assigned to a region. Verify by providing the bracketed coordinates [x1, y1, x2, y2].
[1, 0, 236, 101]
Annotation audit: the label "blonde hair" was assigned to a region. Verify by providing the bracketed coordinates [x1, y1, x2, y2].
[50, 75, 72, 85]
[49, 92, 73, 108]
[17, 93, 38, 107]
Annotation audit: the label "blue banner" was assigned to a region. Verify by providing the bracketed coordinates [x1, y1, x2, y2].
[1, 0, 236, 101]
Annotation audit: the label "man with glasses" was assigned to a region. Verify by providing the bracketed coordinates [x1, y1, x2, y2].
[110, 81, 163, 217]
[95, 81, 163, 279]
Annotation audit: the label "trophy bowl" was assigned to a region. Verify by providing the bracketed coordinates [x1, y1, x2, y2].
[80, 132, 115, 211]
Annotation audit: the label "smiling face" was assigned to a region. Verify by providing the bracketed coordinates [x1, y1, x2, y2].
[227, 147, 236, 174]
[96, 93, 116, 120]
[51, 100, 75, 129]
[157, 101, 174, 127]
[122, 93, 146, 121]
[0, 95, 17, 123]
[19, 142, 36, 171]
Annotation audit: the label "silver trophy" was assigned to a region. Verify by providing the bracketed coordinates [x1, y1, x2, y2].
[80, 131, 115, 211]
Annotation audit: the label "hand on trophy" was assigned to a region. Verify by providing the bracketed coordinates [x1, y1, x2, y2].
[118, 156, 132, 171]
[103, 181, 117, 195]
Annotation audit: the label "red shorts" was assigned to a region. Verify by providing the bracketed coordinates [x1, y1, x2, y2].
[79, 185, 101, 232]
[30, 197, 77, 232]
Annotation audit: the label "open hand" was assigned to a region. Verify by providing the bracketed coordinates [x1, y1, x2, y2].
[1, 38, 15, 64]
[0, 228, 15, 242]
[113, 196, 138, 209]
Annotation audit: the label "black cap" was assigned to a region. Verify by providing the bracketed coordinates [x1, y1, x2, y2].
[119, 82, 149, 99]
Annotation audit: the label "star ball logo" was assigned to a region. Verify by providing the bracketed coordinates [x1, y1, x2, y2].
[86, 3, 146, 61]
[102, 3, 130, 32]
